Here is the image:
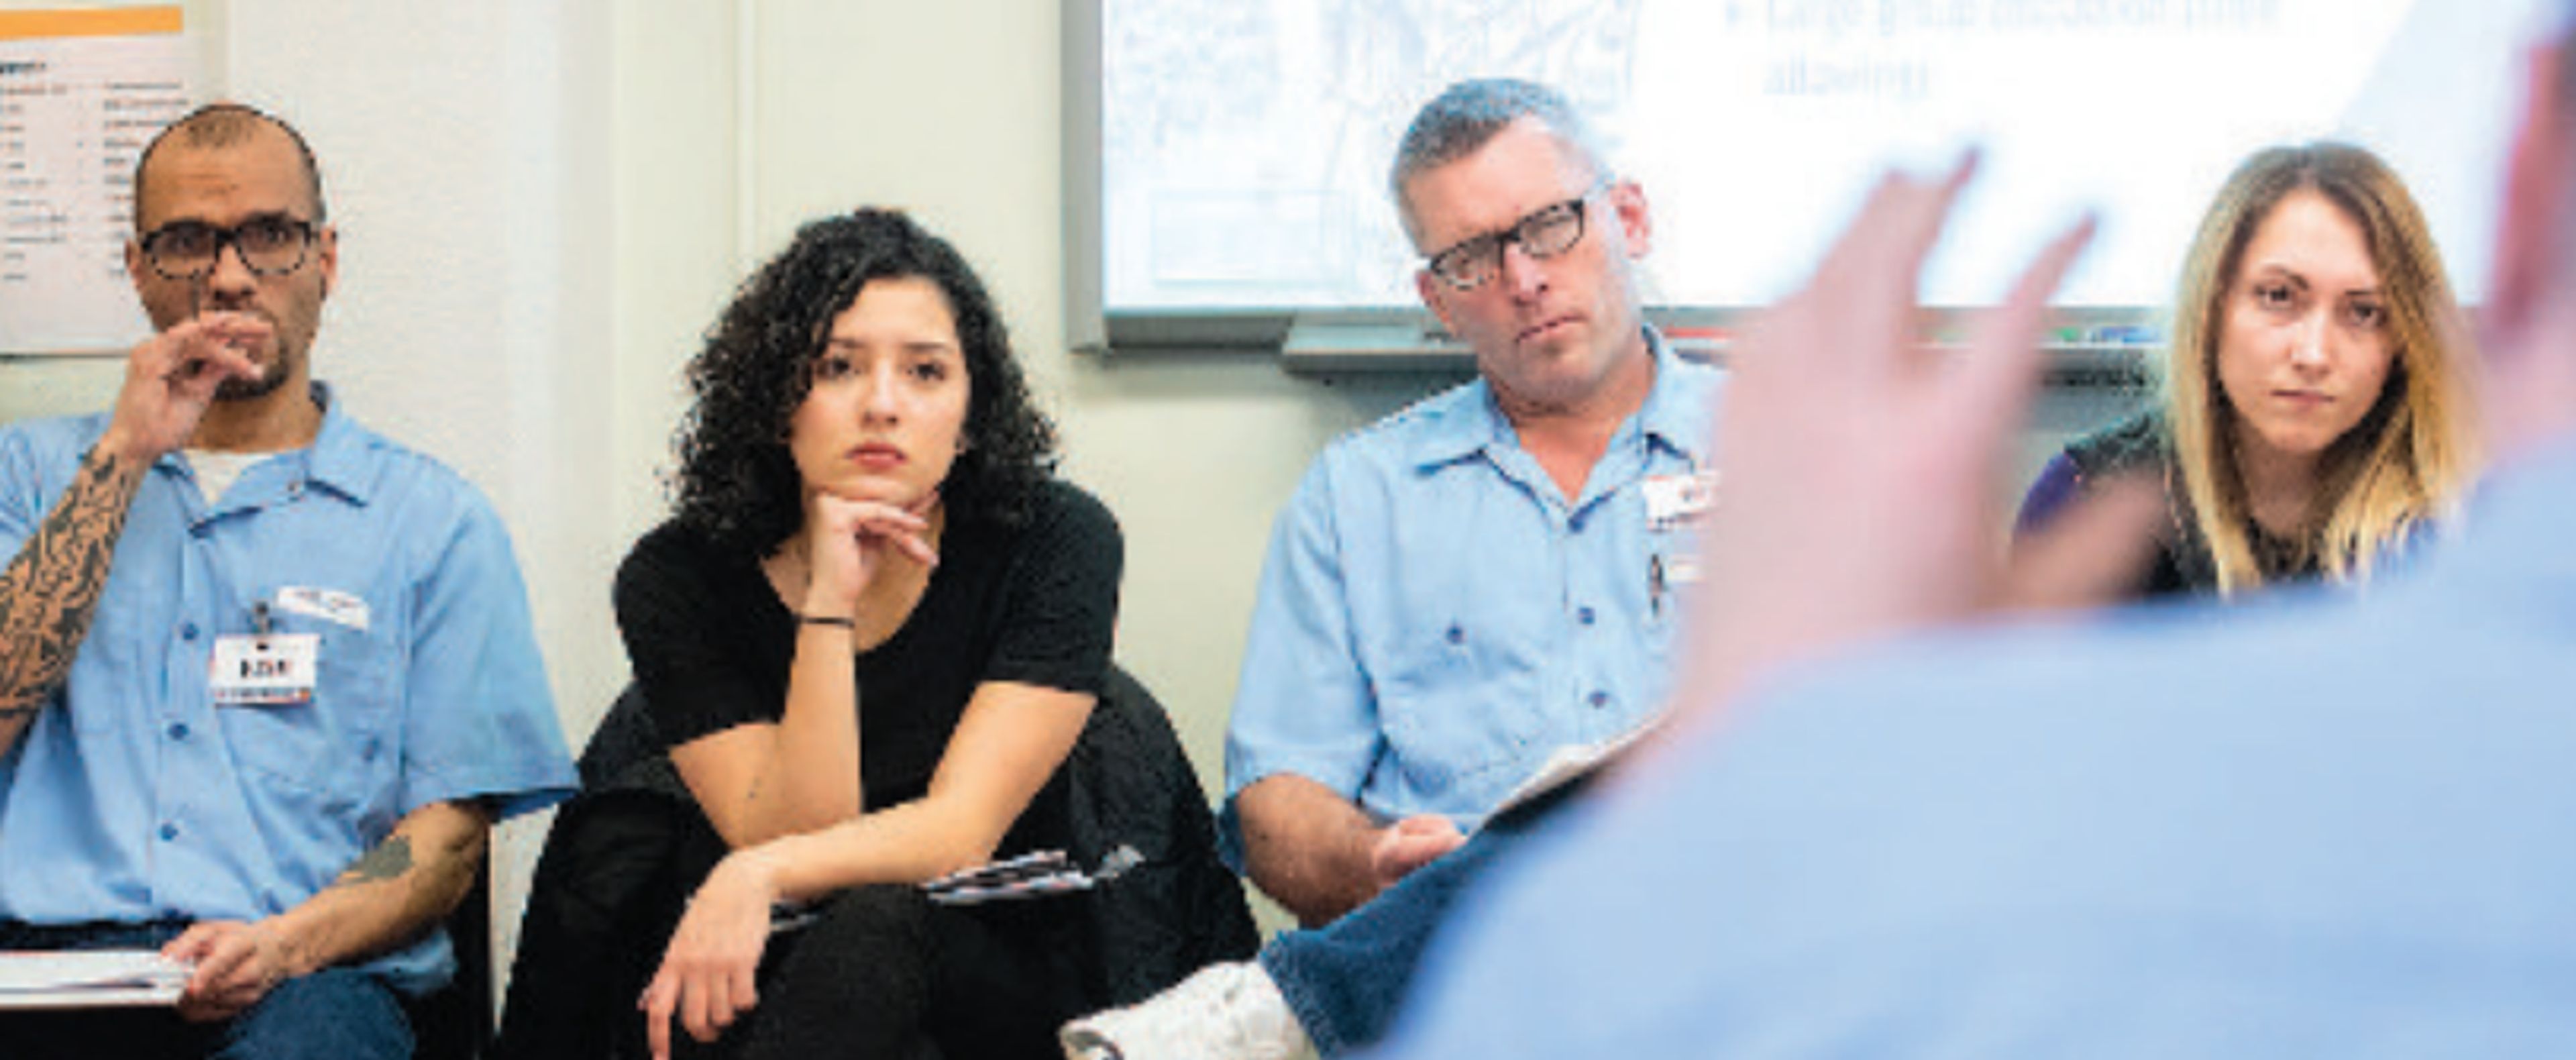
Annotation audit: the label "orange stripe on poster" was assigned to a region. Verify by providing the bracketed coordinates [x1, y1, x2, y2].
[0, 7, 184, 42]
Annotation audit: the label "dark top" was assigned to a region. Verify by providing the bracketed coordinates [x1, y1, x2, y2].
[612, 478, 1123, 820]
[2014, 410, 2319, 601]
[496, 491, 1256, 1058]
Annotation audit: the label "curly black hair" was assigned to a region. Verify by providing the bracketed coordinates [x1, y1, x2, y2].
[671, 208, 1058, 557]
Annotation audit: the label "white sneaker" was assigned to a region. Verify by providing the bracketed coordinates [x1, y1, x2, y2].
[1059, 961, 1310, 1060]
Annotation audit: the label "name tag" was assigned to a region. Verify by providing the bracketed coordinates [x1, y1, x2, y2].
[209, 634, 319, 706]
[1648, 551, 1703, 619]
[1642, 470, 1719, 529]
[274, 586, 370, 633]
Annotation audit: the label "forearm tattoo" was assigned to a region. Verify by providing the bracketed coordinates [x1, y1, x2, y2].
[0, 445, 147, 716]
[337, 836, 415, 885]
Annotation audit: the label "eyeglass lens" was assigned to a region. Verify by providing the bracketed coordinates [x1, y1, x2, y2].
[1434, 198, 1589, 289]
[144, 218, 312, 280]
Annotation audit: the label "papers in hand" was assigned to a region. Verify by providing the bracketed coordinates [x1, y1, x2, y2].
[1482, 719, 1662, 823]
[918, 845, 1142, 907]
[0, 950, 190, 1008]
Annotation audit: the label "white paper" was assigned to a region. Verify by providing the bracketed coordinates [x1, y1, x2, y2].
[1483, 719, 1661, 824]
[0, 950, 188, 1009]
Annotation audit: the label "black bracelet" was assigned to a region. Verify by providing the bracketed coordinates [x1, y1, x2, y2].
[799, 614, 857, 629]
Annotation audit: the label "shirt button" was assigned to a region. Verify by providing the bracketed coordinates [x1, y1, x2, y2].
[287, 480, 305, 498]
[1588, 690, 1610, 708]
[1444, 625, 1465, 646]
[1576, 606, 1597, 626]
[158, 823, 178, 841]
[166, 722, 189, 740]
[180, 623, 200, 641]
[189, 524, 211, 539]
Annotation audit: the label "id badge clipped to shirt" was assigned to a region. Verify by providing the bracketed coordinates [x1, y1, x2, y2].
[1641, 469, 1718, 531]
[209, 633, 320, 706]
[1643, 469, 1716, 617]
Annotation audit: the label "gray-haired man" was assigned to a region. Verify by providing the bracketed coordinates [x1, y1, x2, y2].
[1063, 76, 1720, 1060]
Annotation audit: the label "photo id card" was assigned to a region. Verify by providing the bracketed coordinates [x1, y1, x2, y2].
[209, 634, 319, 706]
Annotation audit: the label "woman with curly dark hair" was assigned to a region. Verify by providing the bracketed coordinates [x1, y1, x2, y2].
[614, 208, 1122, 1058]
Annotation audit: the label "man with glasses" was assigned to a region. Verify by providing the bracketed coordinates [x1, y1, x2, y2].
[0, 103, 573, 1059]
[1062, 77, 1720, 1059]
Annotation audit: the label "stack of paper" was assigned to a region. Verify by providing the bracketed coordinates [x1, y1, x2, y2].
[1482, 719, 1661, 823]
[0, 950, 189, 1008]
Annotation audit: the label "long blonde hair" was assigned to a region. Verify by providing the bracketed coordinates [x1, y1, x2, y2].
[2162, 143, 2479, 594]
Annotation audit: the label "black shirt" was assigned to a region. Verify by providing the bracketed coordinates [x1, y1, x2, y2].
[2048, 410, 2322, 600]
[612, 480, 1123, 814]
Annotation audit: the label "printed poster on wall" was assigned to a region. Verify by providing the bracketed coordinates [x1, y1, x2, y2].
[1, 6, 197, 355]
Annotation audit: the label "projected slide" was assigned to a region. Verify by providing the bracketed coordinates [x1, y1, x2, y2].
[1102, 0, 2544, 311]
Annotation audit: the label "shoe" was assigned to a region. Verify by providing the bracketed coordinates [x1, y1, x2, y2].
[1059, 961, 1309, 1060]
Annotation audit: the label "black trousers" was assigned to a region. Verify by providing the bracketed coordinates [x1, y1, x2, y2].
[651, 884, 1096, 1060]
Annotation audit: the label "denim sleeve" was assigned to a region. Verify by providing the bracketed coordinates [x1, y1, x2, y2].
[393, 490, 575, 821]
[1218, 454, 1385, 867]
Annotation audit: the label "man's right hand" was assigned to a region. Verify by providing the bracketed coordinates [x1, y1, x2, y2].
[98, 313, 271, 462]
[1236, 774, 1469, 924]
[1370, 814, 1467, 889]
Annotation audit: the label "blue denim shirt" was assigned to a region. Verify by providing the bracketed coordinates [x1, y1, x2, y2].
[0, 385, 576, 991]
[1220, 331, 1722, 865]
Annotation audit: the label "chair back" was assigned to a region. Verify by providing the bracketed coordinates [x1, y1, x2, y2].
[1053, 664, 1261, 1005]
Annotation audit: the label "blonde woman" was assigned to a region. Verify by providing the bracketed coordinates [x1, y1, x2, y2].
[2016, 142, 2478, 598]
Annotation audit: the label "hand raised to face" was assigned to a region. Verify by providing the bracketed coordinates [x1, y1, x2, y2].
[98, 311, 274, 462]
[796, 489, 939, 621]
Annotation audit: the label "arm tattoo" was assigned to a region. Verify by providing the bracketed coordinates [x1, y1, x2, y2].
[0, 445, 148, 716]
[336, 836, 415, 884]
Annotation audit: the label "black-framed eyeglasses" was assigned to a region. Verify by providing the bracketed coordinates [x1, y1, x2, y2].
[137, 215, 319, 281]
[1422, 182, 1611, 291]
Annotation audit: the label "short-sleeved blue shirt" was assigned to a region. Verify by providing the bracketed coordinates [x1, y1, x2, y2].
[0, 384, 576, 991]
[1220, 331, 1722, 862]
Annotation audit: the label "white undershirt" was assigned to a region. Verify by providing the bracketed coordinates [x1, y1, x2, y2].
[182, 449, 277, 505]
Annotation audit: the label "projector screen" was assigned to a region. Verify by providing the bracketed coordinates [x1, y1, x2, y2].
[1100, 0, 2546, 315]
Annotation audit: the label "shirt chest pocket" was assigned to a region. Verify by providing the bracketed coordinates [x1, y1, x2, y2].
[216, 614, 400, 819]
[1371, 614, 1550, 802]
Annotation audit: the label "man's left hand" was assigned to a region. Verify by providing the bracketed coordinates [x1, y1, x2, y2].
[163, 918, 305, 1022]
